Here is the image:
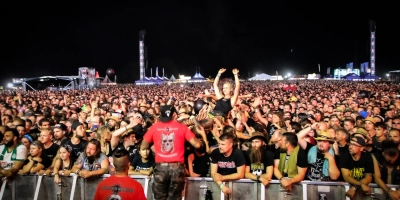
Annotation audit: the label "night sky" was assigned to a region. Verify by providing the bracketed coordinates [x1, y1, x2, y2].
[2, 1, 400, 85]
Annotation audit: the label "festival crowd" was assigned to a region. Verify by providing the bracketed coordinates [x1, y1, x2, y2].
[1, 68, 400, 199]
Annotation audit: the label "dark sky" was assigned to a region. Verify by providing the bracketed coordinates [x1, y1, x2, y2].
[2, 1, 400, 84]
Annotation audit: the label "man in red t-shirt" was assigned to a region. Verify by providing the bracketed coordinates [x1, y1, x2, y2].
[141, 105, 201, 200]
[94, 149, 146, 200]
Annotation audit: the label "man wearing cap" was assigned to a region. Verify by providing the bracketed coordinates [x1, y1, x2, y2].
[106, 116, 120, 133]
[141, 105, 201, 200]
[60, 121, 88, 160]
[244, 132, 273, 186]
[306, 131, 340, 181]
[340, 136, 374, 198]
[53, 124, 68, 145]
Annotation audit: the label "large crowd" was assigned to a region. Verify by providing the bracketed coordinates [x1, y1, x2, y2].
[1, 68, 400, 199]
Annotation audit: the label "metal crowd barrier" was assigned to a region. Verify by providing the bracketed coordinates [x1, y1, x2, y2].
[0, 175, 399, 200]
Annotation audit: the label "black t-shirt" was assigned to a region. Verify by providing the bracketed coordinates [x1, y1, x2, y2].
[306, 152, 327, 181]
[192, 153, 211, 177]
[335, 144, 350, 182]
[130, 156, 155, 171]
[340, 152, 374, 180]
[24, 153, 52, 170]
[43, 143, 60, 163]
[245, 149, 273, 175]
[112, 142, 139, 162]
[269, 145, 281, 160]
[60, 139, 88, 160]
[206, 131, 218, 148]
[210, 148, 246, 175]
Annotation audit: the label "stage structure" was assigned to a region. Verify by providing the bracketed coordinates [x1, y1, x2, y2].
[370, 21, 376, 76]
[12, 76, 79, 91]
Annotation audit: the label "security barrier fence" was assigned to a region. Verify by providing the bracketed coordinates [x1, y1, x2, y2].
[0, 175, 398, 200]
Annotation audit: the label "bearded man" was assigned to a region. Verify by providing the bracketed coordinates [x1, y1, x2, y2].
[244, 132, 274, 186]
[69, 139, 109, 178]
[306, 131, 340, 181]
[0, 129, 27, 177]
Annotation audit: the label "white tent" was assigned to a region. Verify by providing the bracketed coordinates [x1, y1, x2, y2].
[249, 73, 273, 80]
[170, 75, 177, 81]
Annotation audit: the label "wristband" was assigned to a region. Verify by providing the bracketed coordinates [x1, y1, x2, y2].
[219, 182, 224, 189]
[217, 73, 221, 77]
[279, 177, 284, 181]
[353, 185, 361, 190]
[76, 169, 81, 174]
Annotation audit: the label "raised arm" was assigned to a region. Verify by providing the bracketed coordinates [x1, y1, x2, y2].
[230, 68, 240, 107]
[213, 68, 226, 99]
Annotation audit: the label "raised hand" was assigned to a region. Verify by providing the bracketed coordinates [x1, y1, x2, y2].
[232, 68, 239, 75]
[218, 68, 226, 74]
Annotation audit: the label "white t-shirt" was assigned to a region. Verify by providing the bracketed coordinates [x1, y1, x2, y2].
[0, 144, 28, 170]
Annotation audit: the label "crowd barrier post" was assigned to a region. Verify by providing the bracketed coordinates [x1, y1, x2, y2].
[198, 177, 208, 200]
[220, 182, 225, 200]
[344, 184, 350, 200]
[0, 178, 6, 199]
[144, 176, 149, 198]
[69, 174, 78, 200]
[301, 182, 308, 199]
[33, 175, 43, 200]
[260, 182, 265, 200]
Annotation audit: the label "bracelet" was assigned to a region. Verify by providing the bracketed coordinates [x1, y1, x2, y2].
[219, 183, 224, 189]
[76, 169, 81, 174]
[217, 73, 221, 77]
[279, 177, 284, 181]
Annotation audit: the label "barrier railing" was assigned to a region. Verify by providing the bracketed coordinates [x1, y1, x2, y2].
[0, 175, 399, 200]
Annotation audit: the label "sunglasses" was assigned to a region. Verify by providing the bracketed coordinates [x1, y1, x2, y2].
[349, 142, 362, 147]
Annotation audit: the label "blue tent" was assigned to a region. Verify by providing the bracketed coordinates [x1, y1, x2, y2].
[364, 75, 380, 80]
[344, 73, 360, 80]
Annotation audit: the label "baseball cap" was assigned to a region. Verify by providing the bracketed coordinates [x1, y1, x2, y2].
[53, 124, 67, 131]
[351, 136, 366, 147]
[160, 105, 176, 122]
[71, 121, 83, 130]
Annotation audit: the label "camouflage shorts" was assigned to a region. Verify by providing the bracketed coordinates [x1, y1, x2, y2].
[152, 163, 185, 200]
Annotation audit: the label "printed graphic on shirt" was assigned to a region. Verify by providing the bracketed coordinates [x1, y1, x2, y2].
[161, 132, 175, 153]
[217, 161, 236, 168]
[308, 157, 325, 181]
[251, 163, 264, 176]
[350, 167, 365, 180]
[84, 161, 101, 171]
[101, 183, 134, 200]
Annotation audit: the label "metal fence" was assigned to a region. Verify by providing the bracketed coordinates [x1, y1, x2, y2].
[0, 175, 398, 200]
